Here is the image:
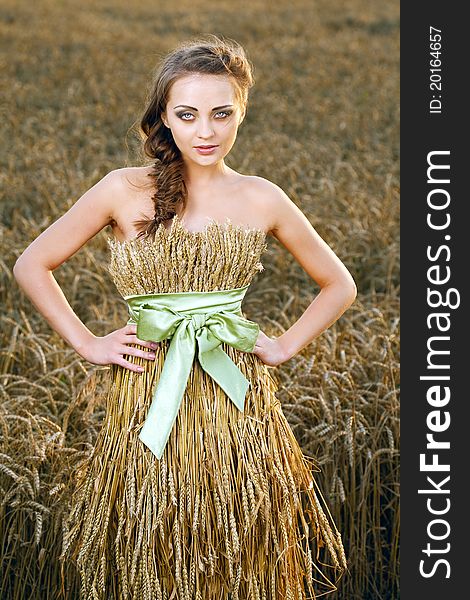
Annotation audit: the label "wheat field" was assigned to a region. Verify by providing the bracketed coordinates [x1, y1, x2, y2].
[0, 0, 399, 598]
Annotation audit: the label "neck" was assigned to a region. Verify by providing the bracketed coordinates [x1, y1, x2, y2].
[182, 158, 231, 190]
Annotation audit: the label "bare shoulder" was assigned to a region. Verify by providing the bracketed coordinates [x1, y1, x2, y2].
[92, 167, 142, 220]
[13, 166, 152, 270]
[241, 175, 303, 237]
[110, 165, 154, 194]
[88, 167, 144, 207]
[242, 175, 357, 295]
[107, 166, 155, 237]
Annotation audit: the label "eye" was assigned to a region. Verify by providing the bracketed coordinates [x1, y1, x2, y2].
[215, 110, 232, 118]
[176, 110, 233, 121]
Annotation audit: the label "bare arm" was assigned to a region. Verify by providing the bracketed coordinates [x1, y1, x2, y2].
[254, 179, 357, 364]
[12, 169, 156, 372]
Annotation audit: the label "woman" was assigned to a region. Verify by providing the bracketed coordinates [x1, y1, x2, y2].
[14, 35, 355, 599]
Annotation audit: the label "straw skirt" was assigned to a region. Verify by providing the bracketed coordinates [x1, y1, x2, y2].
[59, 218, 347, 599]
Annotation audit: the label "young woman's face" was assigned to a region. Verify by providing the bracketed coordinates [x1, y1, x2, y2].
[161, 73, 245, 165]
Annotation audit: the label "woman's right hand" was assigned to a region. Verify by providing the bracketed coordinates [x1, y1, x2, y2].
[78, 324, 157, 373]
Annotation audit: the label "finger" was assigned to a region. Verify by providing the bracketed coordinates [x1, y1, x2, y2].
[123, 324, 138, 334]
[125, 334, 159, 349]
[115, 357, 145, 373]
[120, 345, 156, 360]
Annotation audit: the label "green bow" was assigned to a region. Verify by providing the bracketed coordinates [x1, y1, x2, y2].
[124, 284, 259, 459]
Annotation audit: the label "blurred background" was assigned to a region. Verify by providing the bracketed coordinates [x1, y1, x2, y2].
[0, 0, 399, 598]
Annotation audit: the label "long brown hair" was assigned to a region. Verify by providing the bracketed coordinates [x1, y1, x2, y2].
[130, 34, 255, 240]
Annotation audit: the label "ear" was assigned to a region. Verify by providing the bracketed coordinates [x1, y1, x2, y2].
[238, 108, 246, 125]
[161, 112, 169, 128]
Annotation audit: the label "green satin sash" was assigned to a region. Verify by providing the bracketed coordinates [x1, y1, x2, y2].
[124, 284, 259, 459]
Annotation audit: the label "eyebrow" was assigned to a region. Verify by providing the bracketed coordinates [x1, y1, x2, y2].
[173, 104, 234, 111]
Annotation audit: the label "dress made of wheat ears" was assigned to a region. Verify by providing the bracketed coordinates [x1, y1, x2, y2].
[59, 215, 347, 600]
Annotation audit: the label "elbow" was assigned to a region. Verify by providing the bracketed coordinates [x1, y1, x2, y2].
[347, 277, 358, 304]
[337, 275, 357, 307]
[12, 255, 35, 285]
[12, 257, 23, 278]
[349, 288, 357, 308]
[321, 276, 357, 300]
[12, 258, 25, 284]
[338, 282, 357, 314]
[13, 255, 51, 288]
[349, 280, 358, 301]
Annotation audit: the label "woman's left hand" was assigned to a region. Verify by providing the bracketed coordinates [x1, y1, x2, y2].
[251, 329, 289, 367]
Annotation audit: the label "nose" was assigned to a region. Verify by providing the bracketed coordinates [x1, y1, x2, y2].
[196, 118, 215, 139]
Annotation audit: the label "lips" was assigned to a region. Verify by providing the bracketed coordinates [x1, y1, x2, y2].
[195, 145, 218, 148]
